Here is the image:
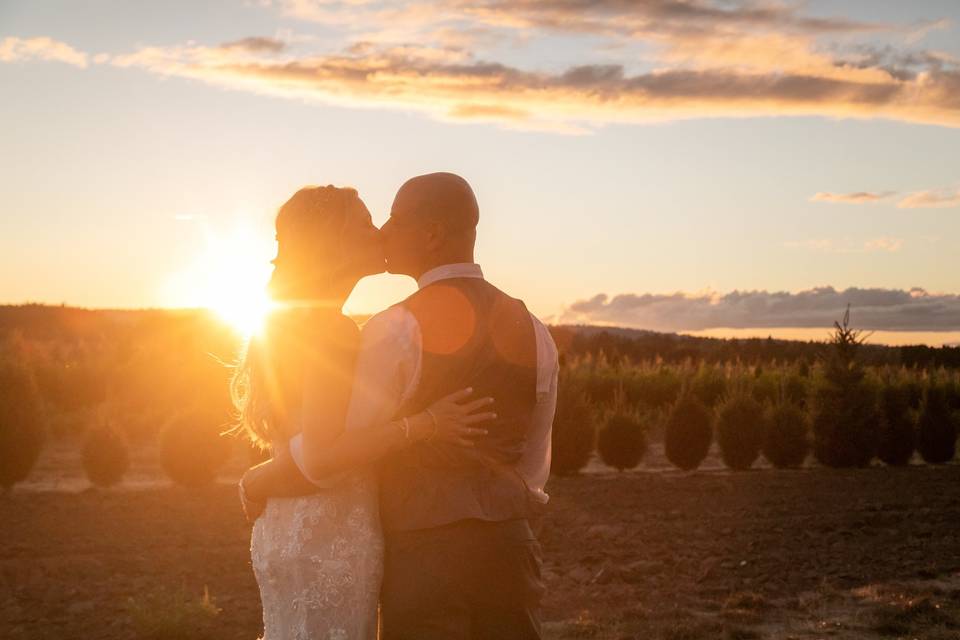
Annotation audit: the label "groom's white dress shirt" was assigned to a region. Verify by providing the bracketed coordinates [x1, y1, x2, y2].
[290, 263, 558, 504]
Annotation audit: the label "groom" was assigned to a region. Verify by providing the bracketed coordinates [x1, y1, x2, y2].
[258, 172, 558, 638]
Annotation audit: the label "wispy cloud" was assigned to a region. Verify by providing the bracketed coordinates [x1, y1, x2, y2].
[863, 237, 905, 252]
[219, 37, 288, 54]
[561, 286, 960, 332]
[810, 191, 897, 204]
[897, 187, 960, 209]
[0, 36, 88, 67]
[811, 185, 960, 209]
[784, 237, 904, 253]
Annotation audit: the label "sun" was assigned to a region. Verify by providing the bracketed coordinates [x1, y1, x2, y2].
[165, 219, 276, 337]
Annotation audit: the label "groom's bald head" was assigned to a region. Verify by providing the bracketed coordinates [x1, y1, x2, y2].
[381, 172, 479, 277]
[394, 172, 479, 230]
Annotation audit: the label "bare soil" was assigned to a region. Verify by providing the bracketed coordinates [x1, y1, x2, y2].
[3, 453, 960, 639]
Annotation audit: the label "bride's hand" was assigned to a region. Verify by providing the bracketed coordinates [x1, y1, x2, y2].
[408, 387, 496, 446]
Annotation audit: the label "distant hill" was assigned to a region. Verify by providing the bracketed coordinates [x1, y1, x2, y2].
[550, 323, 960, 369]
[2, 304, 958, 369]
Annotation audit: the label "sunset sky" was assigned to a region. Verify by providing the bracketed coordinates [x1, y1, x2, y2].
[2, 1, 959, 344]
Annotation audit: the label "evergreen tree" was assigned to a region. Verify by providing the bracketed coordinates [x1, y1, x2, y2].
[811, 307, 878, 468]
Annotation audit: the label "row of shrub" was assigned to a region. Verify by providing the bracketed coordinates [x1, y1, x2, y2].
[553, 379, 959, 475]
[552, 314, 960, 474]
[561, 356, 959, 417]
[0, 358, 240, 491]
[3, 310, 958, 488]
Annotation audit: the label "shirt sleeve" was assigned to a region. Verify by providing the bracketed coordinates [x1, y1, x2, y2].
[516, 315, 558, 504]
[289, 305, 421, 485]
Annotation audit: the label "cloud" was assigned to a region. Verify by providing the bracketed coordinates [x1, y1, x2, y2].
[897, 188, 960, 209]
[219, 37, 287, 53]
[810, 191, 897, 204]
[101, 39, 960, 131]
[784, 237, 904, 253]
[561, 286, 960, 332]
[811, 185, 960, 209]
[0, 36, 88, 67]
[462, 0, 885, 39]
[863, 237, 904, 252]
[9, 2, 960, 131]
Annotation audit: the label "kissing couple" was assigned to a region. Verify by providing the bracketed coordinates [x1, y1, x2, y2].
[233, 172, 559, 639]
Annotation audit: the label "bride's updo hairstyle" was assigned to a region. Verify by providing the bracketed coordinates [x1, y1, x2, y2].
[230, 185, 377, 450]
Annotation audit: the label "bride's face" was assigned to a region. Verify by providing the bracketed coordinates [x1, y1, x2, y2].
[268, 210, 385, 302]
[341, 208, 386, 280]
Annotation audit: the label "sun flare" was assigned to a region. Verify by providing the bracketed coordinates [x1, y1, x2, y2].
[164, 219, 276, 336]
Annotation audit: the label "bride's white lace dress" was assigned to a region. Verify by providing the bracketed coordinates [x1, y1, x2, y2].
[251, 468, 383, 640]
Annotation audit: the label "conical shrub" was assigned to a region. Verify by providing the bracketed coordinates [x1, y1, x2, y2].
[664, 393, 713, 471]
[917, 384, 957, 464]
[751, 371, 779, 406]
[598, 411, 646, 471]
[550, 377, 596, 476]
[715, 391, 765, 470]
[159, 410, 231, 487]
[763, 401, 809, 468]
[876, 383, 915, 466]
[0, 362, 45, 491]
[691, 365, 727, 408]
[781, 372, 809, 408]
[902, 378, 924, 410]
[81, 424, 130, 487]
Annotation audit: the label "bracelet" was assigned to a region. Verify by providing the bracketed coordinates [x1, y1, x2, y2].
[424, 408, 439, 442]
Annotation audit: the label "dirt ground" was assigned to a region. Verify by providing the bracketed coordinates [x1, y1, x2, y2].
[2, 451, 960, 639]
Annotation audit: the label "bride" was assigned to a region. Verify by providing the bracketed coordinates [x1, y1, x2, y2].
[229, 185, 495, 639]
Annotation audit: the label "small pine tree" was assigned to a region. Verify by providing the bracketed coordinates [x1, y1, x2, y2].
[597, 411, 646, 471]
[0, 362, 45, 491]
[811, 307, 878, 468]
[876, 383, 916, 466]
[664, 392, 713, 471]
[763, 401, 809, 468]
[159, 410, 231, 487]
[81, 424, 130, 487]
[917, 384, 957, 464]
[550, 377, 596, 476]
[715, 391, 765, 470]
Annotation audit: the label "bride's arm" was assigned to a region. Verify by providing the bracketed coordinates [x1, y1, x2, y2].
[239, 317, 493, 508]
[239, 385, 492, 510]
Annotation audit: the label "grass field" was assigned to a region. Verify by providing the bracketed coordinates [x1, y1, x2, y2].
[3, 444, 960, 640]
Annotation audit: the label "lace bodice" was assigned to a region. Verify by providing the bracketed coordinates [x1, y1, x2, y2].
[251, 470, 383, 640]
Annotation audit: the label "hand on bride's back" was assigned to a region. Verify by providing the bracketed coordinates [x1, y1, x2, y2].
[409, 388, 496, 447]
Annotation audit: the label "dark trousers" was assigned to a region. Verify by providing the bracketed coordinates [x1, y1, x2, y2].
[380, 518, 544, 640]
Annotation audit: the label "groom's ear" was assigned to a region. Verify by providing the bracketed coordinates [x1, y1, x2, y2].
[422, 218, 446, 251]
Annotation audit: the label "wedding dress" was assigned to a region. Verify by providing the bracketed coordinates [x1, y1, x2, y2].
[250, 467, 383, 640]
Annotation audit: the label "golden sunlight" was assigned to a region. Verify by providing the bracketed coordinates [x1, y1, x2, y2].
[164, 219, 275, 336]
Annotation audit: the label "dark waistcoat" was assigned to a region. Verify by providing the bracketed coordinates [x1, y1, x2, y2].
[379, 277, 539, 533]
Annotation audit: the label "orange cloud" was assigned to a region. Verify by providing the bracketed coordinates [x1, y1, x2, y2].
[0, 36, 88, 67]
[897, 188, 960, 209]
[810, 191, 897, 204]
[784, 237, 904, 253]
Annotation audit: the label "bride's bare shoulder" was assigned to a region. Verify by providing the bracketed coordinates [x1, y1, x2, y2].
[325, 313, 361, 348]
